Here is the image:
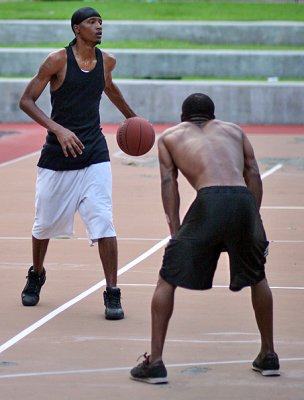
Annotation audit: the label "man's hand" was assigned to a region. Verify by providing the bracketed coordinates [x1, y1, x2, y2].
[56, 128, 85, 158]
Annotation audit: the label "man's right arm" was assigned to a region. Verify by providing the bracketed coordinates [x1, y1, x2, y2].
[242, 132, 263, 209]
[19, 52, 84, 158]
[158, 133, 180, 237]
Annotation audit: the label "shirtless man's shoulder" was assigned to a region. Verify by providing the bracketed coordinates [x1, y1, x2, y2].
[159, 119, 243, 143]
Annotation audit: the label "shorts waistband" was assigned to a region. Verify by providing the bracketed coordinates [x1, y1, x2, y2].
[197, 186, 249, 195]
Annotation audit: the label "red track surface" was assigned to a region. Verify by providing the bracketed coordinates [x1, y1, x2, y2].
[0, 123, 303, 164]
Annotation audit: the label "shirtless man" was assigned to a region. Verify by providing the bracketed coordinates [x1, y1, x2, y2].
[130, 93, 280, 383]
[19, 7, 136, 320]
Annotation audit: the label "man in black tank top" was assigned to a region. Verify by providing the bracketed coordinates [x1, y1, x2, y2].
[19, 7, 137, 320]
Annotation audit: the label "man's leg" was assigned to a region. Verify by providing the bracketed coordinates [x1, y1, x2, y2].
[98, 236, 118, 287]
[150, 276, 176, 363]
[130, 275, 175, 383]
[251, 278, 280, 375]
[251, 278, 274, 355]
[32, 236, 49, 274]
[99, 236, 124, 320]
[21, 236, 48, 306]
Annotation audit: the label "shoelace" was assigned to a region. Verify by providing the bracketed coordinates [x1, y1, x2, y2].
[136, 352, 150, 365]
[25, 272, 41, 292]
[107, 293, 122, 307]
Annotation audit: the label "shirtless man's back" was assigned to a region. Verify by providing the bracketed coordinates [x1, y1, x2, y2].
[160, 119, 248, 190]
[130, 93, 280, 384]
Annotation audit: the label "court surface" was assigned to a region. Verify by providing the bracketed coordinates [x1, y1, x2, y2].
[0, 123, 303, 400]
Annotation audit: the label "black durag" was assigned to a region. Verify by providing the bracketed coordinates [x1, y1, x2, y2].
[69, 7, 101, 46]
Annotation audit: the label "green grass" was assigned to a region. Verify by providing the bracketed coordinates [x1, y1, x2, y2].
[1, 1, 303, 81]
[0, 1, 303, 21]
[1, 41, 304, 51]
[2, 75, 302, 81]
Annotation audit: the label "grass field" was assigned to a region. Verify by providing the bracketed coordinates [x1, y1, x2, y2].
[1, 41, 303, 51]
[2, 74, 303, 81]
[0, 1, 303, 21]
[1, 1, 302, 80]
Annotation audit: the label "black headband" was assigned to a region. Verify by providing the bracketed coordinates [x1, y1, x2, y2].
[71, 7, 101, 32]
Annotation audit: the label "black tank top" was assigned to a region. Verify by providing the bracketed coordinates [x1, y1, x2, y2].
[37, 45, 110, 170]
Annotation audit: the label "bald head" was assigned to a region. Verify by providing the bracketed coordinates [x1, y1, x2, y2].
[181, 93, 215, 122]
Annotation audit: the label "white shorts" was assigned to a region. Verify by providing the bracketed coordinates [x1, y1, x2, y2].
[32, 162, 116, 244]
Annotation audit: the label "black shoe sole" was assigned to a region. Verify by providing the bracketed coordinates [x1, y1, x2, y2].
[22, 299, 39, 306]
[105, 312, 124, 320]
[252, 365, 280, 376]
[130, 376, 168, 384]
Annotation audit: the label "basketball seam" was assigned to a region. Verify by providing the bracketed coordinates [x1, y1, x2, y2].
[137, 123, 142, 156]
[124, 122, 130, 153]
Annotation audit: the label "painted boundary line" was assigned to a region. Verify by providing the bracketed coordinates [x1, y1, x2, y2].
[1, 237, 303, 242]
[0, 357, 303, 380]
[0, 164, 283, 355]
[261, 163, 282, 179]
[0, 151, 40, 168]
[0, 237, 170, 355]
[118, 283, 304, 291]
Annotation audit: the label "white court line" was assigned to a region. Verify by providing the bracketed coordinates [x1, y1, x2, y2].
[261, 206, 304, 210]
[212, 285, 304, 290]
[270, 240, 304, 243]
[1, 238, 304, 244]
[0, 236, 164, 241]
[0, 163, 283, 355]
[261, 163, 283, 179]
[119, 283, 304, 290]
[0, 237, 170, 355]
[0, 151, 40, 168]
[0, 357, 303, 380]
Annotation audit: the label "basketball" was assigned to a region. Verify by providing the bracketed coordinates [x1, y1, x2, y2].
[116, 117, 155, 156]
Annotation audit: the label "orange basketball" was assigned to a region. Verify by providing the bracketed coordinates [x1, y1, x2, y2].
[116, 117, 155, 156]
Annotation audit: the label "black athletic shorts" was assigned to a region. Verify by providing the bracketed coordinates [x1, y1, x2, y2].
[160, 186, 268, 291]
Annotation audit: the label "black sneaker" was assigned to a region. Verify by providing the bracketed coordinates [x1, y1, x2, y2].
[252, 353, 280, 376]
[21, 266, 46, 306]
[130, 353, 168, 384]
[103, 287, 124, 320]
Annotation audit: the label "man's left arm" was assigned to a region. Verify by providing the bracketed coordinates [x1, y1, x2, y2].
[105, 81, 137, 118]
[103, 51, 136, 119]
[242, 132, 263, 209]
